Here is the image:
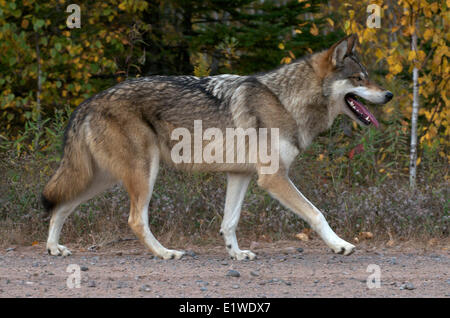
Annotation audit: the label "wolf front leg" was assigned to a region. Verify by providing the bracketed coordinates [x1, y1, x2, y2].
[257, 173, 355, 255]
[220, 173, 255, 260]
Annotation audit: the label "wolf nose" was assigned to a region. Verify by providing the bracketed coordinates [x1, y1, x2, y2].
[385, 91, 393, 102]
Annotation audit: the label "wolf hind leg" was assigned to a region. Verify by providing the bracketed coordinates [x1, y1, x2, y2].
[124, 148, 184, 260]
[220, 173, 254, 260]
[46, 169, 116, 256]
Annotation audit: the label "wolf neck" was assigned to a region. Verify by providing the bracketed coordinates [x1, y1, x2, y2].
[257, 53, 337, 149]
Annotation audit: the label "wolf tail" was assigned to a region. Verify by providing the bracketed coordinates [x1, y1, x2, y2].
[41, 128, 94, 214]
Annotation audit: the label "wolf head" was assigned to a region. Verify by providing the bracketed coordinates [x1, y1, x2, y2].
[320, 34, 393, 128]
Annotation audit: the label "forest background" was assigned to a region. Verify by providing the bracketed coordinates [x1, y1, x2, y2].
[0, 0, 448, 247]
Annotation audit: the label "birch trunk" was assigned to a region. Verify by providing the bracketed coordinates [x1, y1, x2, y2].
[409, 28, 419, 189]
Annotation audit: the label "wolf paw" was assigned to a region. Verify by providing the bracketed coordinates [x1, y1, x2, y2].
[330, 241, 355, 256]
[229, 249, 256, 261]
[158, 249, 185, 260]
[47, 244, 72, 257]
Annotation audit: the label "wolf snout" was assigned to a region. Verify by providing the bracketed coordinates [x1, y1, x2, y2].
[384, 91, 393, 103]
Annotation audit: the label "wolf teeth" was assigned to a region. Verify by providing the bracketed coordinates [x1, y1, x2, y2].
[348, 98, 370, 123]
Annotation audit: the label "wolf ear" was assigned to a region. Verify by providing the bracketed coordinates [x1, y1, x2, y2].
[330, 34, 358, 67]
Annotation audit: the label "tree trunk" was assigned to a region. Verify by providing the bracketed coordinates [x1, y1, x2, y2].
[409, 27, 419, 189]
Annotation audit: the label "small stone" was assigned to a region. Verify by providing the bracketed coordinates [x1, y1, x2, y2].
[232, 284, 240, 289]
[87, 281, 96, 288]
[140, 284, 151, 292]
[250, 271, 259, 277]
[80, 266, 89, 272]
[116, 281, 128, 289]
[296, 248, 304, 253]
[221, 261, 229, 266]
[200, 287, 208, 292]
[400, 282, 415, 290]
[185, 250, 196, 257]
[226, 270, 240, 278]
[6, 247, 15, 252]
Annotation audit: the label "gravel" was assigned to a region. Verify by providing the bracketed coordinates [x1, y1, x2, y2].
[0, 241, 448, 297]
[226, 270, 240, 278]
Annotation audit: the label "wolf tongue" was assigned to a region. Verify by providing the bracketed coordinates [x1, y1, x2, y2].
[350, 97, 379, 128]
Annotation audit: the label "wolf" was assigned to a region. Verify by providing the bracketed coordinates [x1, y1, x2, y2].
[42, 34, 393, 260]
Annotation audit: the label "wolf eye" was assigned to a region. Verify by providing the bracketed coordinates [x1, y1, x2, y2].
[351, 75, 363, 81]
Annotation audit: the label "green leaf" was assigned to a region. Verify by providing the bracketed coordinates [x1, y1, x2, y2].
[33, 19, 45, 31]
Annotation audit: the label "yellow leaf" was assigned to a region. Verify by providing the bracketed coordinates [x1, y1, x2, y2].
[404, 25, 415, 36]
[349, 10, 355, 19]
[430, 2, 438, 13]
[423, 29, 433, 41]
[295, 29, 302, 34]
[118, 2, 127, 10]
[417, 50, 426, 62]
[408, 50, 416, 61]
[375, 48, 384, 61]
[416, 157, 421, 166]
[278, 43, 285, 50]
[31, 241, 39, 246]
[359, 232, 374, 240]
[295, 233, 309, 242]
[391, 63, 403, 74]
[326, 18, 334, 27]
[281, 56, 292, 64]
[310, 23, 319, 36]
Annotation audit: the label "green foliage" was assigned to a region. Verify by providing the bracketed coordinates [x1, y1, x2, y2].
[0, 1, 448, 246]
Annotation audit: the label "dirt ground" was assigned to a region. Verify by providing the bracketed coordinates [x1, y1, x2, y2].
[0, 240, 448, 298]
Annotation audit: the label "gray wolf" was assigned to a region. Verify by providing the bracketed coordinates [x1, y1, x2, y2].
[42, 34, 393, 260]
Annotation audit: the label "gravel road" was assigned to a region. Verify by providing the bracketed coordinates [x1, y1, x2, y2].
[0, 240, 448, 298]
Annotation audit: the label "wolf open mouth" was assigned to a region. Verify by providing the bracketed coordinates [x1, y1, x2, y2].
[344, 93, 379, 128]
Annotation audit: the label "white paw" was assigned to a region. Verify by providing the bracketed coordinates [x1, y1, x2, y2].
[47, 244, 72, 257]
[329, 240, 355, 256]
[229, 249, 256, 261]
[157, 249, 185, 260]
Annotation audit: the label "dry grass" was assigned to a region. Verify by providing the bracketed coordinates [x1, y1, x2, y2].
[0, 143, 448, 249]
